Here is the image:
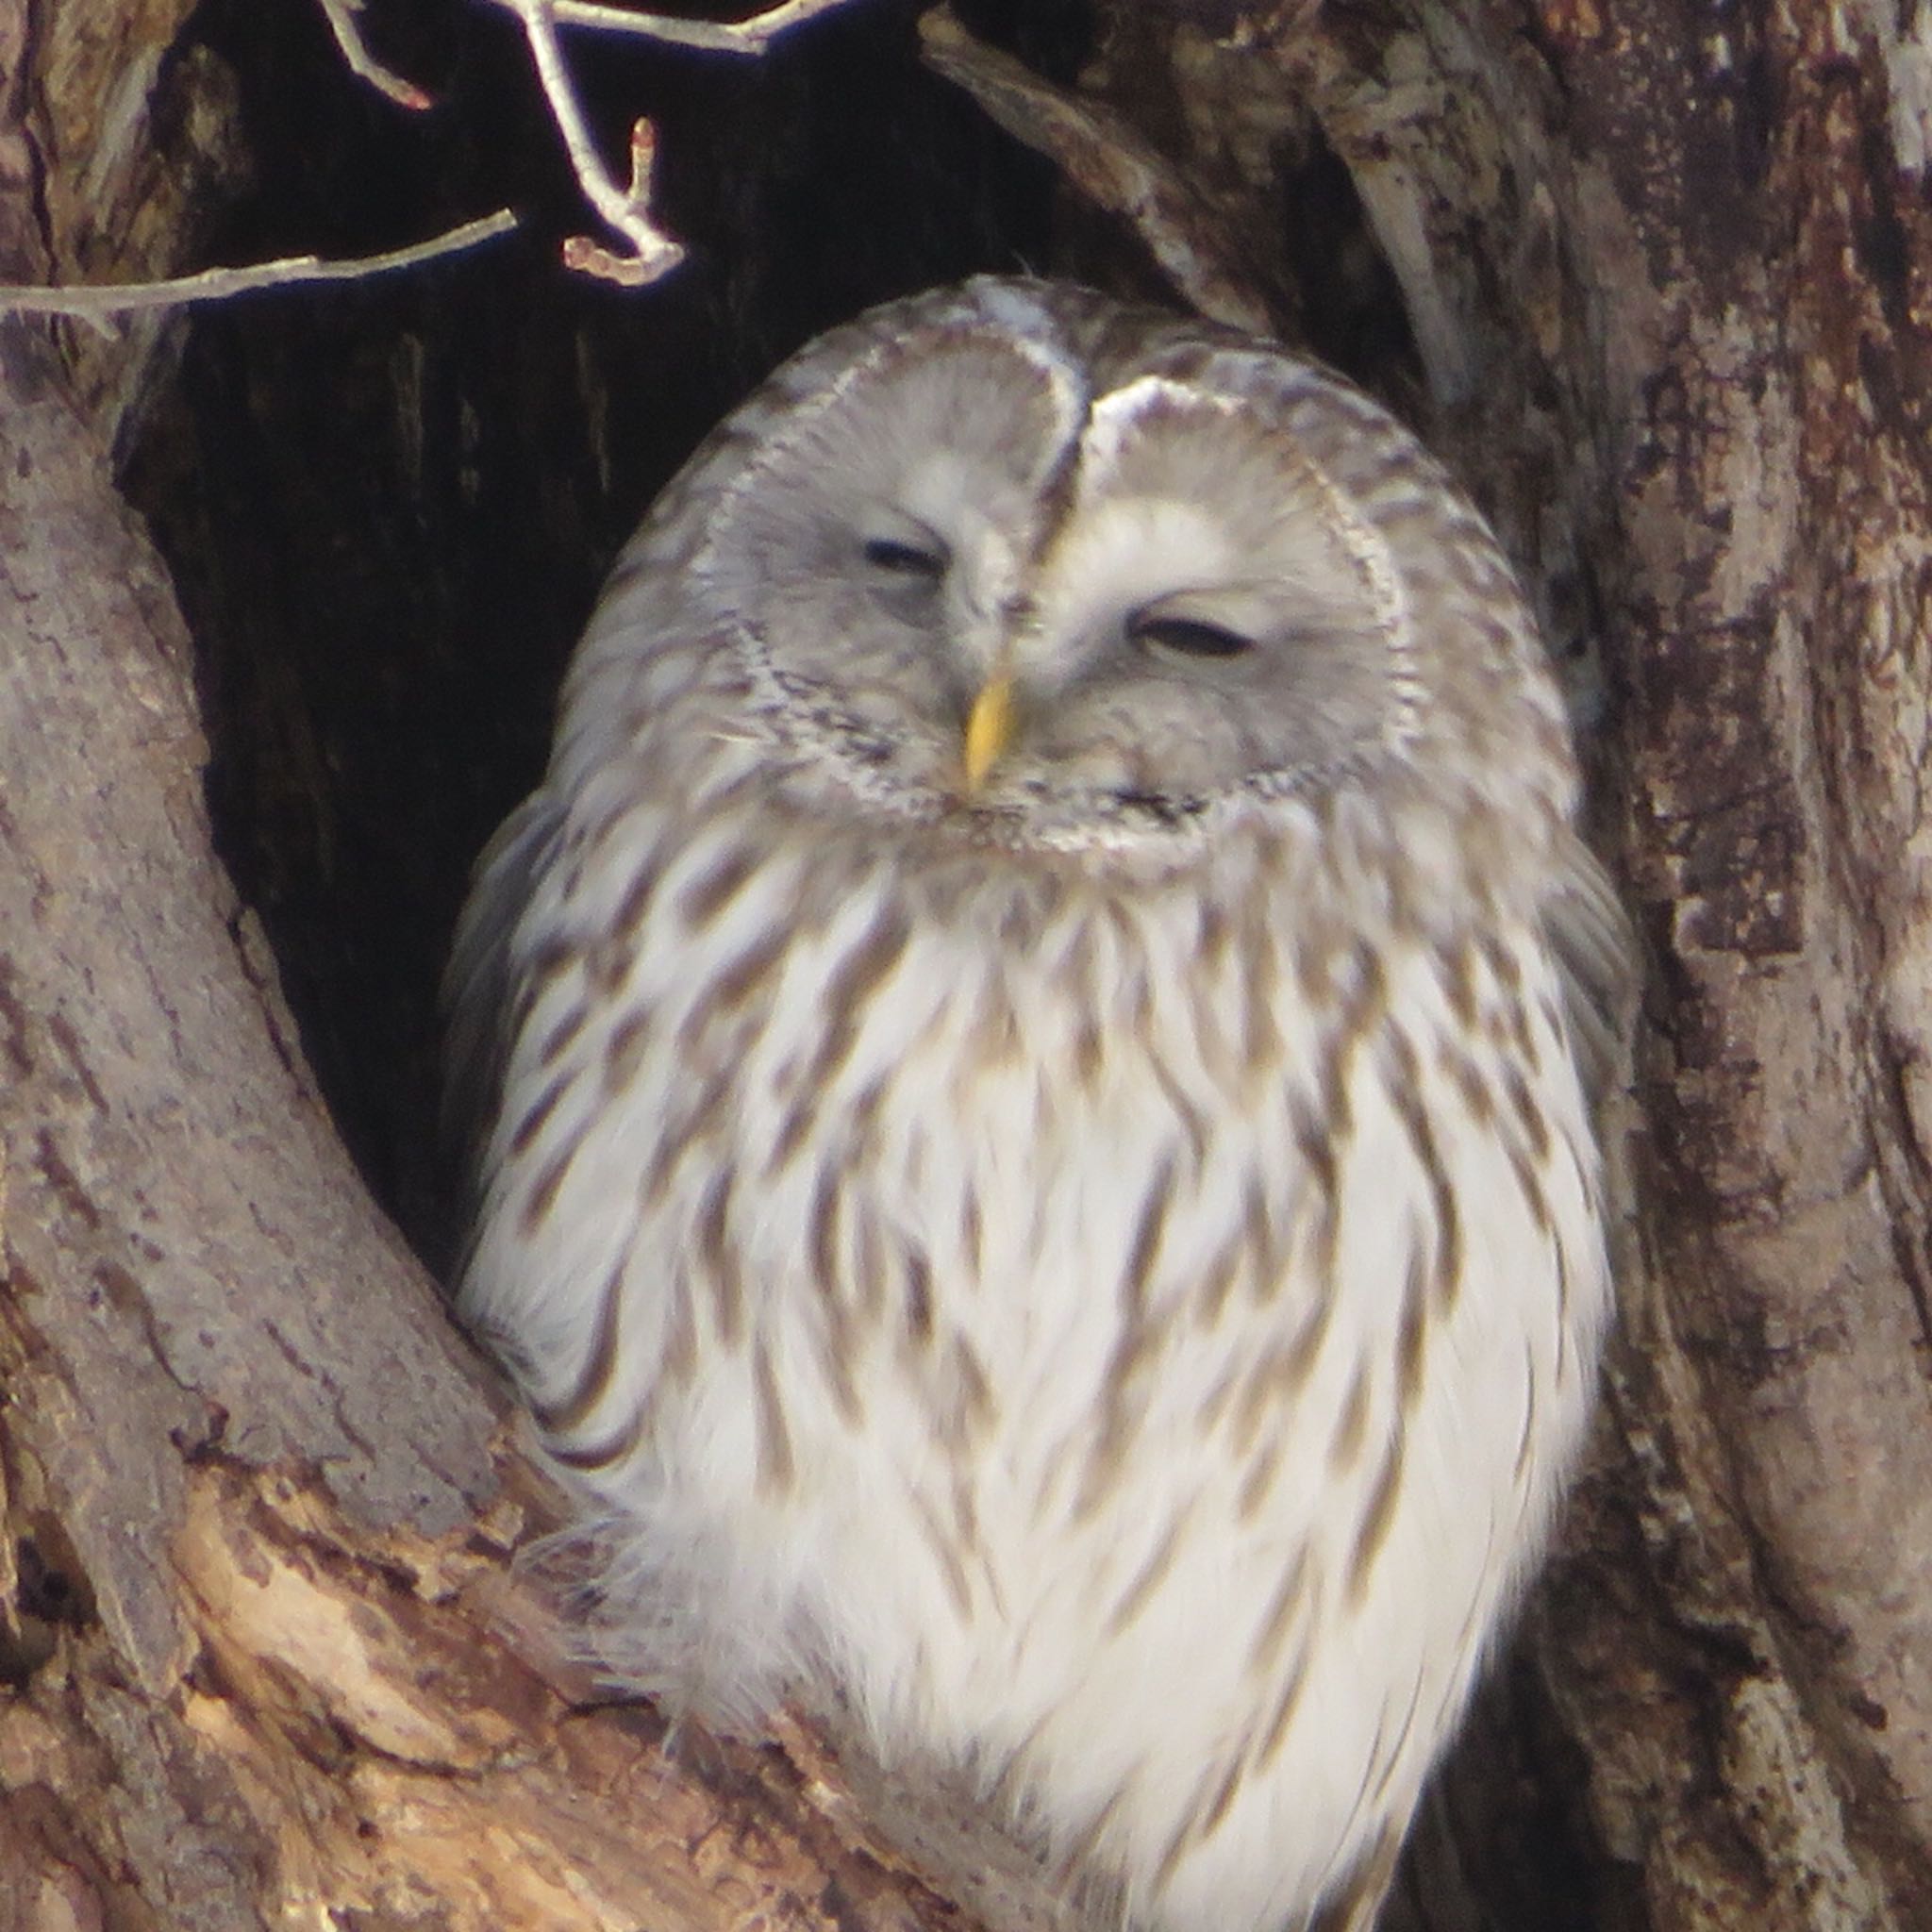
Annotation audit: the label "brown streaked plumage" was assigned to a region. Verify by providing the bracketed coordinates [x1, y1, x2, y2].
[445, 277, 1635, 1932]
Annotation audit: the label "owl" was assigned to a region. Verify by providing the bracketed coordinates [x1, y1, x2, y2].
[445, 278, 1633, 1932]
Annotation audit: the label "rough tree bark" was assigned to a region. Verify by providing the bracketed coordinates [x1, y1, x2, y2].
[1248, 10, 1932, 1927]
[4, 2, 1931, 1930]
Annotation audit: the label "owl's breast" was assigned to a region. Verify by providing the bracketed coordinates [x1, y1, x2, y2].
[459, 792, 1612, 1932]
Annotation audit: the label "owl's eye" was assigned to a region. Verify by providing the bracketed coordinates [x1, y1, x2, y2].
[862, 533, 949, 582]
[1131, 613, 1255, 661]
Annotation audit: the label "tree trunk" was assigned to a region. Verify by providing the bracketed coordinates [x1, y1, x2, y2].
[4, 2, 1930, 1929]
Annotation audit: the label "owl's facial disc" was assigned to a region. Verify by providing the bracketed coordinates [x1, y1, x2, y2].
[972, 378, 1420, 820]
[699, 325, 1080, 810]
[703, 327, 1424, 850]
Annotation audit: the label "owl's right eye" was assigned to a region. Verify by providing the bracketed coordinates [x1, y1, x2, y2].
[862, 534, 949, 581]
[1131, 613, 1255, 661]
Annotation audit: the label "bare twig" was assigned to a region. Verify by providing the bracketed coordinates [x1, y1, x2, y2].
[317, 0, 434, 109]
[476, 0, 863, 285]
[559, 120, 683, 288]
[477, 0, 859, 57]
[505, 0, 686, 286]
[0, 209, 519, 318]
[916, 5, 1276, 336]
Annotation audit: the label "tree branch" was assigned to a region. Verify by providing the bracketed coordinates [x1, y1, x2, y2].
[916, 5, 1274, 335]
[0, 209, 517, 317]
[316, 0, 434, 109]
[476, 0, 859, 56]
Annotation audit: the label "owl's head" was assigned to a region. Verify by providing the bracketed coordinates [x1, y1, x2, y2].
[595, 279, 1574, 866]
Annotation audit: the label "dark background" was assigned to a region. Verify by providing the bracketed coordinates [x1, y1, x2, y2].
[116, 0, 1406, 1263]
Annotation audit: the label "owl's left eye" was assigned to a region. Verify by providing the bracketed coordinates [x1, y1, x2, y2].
[861, 531, 949, 582]
[1130, 612, 1255, 661]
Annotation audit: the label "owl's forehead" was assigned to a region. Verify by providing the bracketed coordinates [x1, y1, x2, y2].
[753, 276, 1391, 462]
[725, 283, 1433, 602]
[786, 314, 1357, 506]
[758, 318, 1086, 504]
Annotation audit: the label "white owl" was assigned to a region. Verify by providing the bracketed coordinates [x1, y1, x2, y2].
[446, 277, 1632, 1932]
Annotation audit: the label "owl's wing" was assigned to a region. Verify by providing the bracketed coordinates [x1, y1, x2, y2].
[441, 788, 567, 1223]
[1543, 834, 1639, 1124]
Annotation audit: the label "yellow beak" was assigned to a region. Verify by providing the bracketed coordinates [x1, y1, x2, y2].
[962, 668, 1017, 791]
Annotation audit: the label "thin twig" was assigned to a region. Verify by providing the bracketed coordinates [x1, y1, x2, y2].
[916, 5, 1276, 336]
[482, 0, 862, 284]
[559, 119, 683, 288]
[0, 209, 519, 318]
[501, 0, 686, 286]
[476, 0, 859, 57]
[317, 0, 434, 108]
